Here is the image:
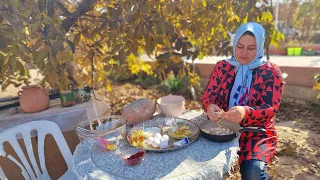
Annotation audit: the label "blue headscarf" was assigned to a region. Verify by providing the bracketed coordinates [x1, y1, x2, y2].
[225, 22, 267, 109]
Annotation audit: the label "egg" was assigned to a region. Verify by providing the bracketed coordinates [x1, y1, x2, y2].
[161, 135, 169, 141]
[160, 139, 168, 149]
[146, 137, 154, 145]
[154, 133, 162, 140]
[152, 139, 160, 148]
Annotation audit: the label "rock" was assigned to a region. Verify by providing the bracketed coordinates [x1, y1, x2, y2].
[293, 108, 300, 112]
[308, 165, 317, 174]
[292, 129, 300, 133]
[8, 107, 19, 115]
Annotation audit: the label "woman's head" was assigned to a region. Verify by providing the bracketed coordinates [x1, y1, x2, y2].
[233, 22, 265, 65]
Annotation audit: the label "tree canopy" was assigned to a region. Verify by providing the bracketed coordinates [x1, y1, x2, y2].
[0, 0, 283, 92]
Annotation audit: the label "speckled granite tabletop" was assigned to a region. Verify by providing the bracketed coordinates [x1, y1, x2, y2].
[73, 111, 240, 180]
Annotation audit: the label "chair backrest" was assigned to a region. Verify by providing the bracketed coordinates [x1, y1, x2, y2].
[0, 120, 74, 180]
[0, 166, 6, 180]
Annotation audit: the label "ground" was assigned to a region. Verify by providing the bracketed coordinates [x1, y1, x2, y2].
[100, 82, 320, 180]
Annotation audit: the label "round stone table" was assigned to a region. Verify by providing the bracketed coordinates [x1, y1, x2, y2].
[72, 111, 239, 180]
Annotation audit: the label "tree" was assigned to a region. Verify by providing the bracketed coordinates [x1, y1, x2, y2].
[0, 0, 283, 92]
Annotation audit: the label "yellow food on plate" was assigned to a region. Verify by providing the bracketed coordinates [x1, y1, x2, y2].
[171, 125, 192, 139]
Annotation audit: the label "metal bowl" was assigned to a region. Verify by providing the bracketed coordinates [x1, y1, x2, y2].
[199, 120, 237, 142]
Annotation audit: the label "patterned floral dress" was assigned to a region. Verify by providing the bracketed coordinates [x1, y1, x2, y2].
[201, 60, 284, 164]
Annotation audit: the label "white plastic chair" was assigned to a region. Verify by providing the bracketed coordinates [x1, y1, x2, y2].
[0, 120, 77, 180]
[0, 167, 7, 180]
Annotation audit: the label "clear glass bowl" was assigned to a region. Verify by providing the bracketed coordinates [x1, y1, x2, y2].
[75, 115, 127, 150]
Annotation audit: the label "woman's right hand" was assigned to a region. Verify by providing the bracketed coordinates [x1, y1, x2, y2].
[207, 104, 224, 123]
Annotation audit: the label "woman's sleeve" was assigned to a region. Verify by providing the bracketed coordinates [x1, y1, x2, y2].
[242, 66, 284, 127]
[201, 62, 222, 111]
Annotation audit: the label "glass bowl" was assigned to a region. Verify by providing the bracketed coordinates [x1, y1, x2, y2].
[120, 147, 146, 166]
[75, 115, 127, 150]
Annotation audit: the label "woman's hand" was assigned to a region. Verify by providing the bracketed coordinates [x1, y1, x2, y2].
[221, 106, 246, 123]
[207, 104, 224, 123]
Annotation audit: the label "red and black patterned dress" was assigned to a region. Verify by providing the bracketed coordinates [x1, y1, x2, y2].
[201, 60, 284, 164]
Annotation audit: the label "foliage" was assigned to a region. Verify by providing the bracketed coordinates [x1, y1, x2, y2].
[164, 73, 185, 95]
[0, 0, 283, 93]
[314, 74, 320, 99]
[291, 0, 320, 41]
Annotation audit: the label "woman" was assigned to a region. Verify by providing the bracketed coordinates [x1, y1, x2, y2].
[201, 22, 284, 180]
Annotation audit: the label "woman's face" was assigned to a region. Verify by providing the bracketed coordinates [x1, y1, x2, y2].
[235, 34, 257, 64]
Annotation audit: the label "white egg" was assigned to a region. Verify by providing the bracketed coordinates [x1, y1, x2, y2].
[160, 140, 168, 149]
[154, 133, 162, 140]
[161, 135, 169, 141]
[152, 139, 160, 148]
[146, 137, 154, 145]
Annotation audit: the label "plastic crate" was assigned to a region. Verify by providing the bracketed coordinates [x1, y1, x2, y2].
[302, 50, 316, 56]
[287, 47, 302, 56]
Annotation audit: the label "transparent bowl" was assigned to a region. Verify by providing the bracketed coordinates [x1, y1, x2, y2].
[120, 148, 146, 166]
[75, 115, 127, 150]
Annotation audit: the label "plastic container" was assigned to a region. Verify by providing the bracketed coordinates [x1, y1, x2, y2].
[302, 50, 316, 56]
[287, 47, 302, 56]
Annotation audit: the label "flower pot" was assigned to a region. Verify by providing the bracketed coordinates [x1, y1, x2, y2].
[18, 85, 50, 113]
[60, 90, 77, 107]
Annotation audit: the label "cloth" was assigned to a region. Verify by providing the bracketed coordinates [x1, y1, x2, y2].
[201, 60, 284, 164]
[72, 110, 240, 180]
[225, 22, 267, 109]
[240, 160, 269, 180]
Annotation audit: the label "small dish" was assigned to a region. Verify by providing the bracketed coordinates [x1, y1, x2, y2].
[120, 148, 146, 166]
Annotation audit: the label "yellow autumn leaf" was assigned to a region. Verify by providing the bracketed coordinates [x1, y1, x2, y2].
[106, 83, 112, 92]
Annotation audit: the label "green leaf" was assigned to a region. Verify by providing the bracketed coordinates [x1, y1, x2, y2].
[52, 41, 63, 55]
[175, 38, 182, 51]
[73, 33, 81, 46]
[32, 40, 43, 52]
[145, 36, 155, 54]
[138, 2, 148, 14]
[47, 0, 54, 17]
[111, 44, 121, 55]
[65, 40, 75, 53]
[2, 13, 19, 30]
[0, 55, 10, 78]
[35, 48, 48, 64]
[16, 60, 25, 76]
[56, 50, 73, 62]
[198, 52, 204, 60]
[47, 27, 57, 39]
[9, 56, 17, 73]
[0, 35, 7, 49]
[38, 0, 47, 12]
[127, 5, 139, 16]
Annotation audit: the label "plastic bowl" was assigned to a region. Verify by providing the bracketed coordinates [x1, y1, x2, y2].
[157, 95, 185, 117]
[120, 148, 146, 166]
[75, 115, 127, 149]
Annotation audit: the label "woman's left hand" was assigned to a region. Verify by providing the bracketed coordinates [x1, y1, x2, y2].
[221, 106, 246, 123]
